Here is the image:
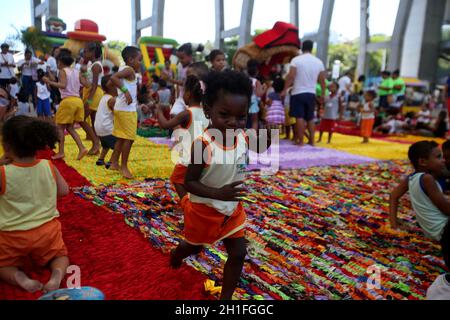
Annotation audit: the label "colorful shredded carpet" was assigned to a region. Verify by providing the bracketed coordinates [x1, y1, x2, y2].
[75, 160, 447, 300]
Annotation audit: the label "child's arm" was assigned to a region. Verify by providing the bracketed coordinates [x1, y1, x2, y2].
[422, 174, 450, 216]
[254, 80, 265, 98]
[44, 69, 67, 89]
[52, 165, 69, 197]
[84, 64, 102, 109]
[184, 140, 246, 201]
[156, 104, 190, 129]
[107, 97, 116, 112]
[389, 177, 409, 229]
[338, 96, 344, 121]
[110, 68, 134, 105]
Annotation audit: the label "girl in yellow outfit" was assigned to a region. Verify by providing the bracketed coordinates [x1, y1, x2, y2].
[0, 116, 70, 293]
[109, 46, 142, 179]
[44, 49, 98, 160]
[81, 42, 104, 140]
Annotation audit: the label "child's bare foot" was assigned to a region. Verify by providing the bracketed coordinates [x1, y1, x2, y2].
[15, 271, 43, 293]
[109, 163, 120, 171]
[121, 168, 134, 179]
[51, 153, 65, 160]
[76, 148, 89, 161]
[43, 269, 64, 293]
[88, 145, 100, 156]
[170, 250, 182, 269]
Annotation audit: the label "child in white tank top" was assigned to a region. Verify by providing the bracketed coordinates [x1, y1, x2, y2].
[170, 70, 271, 300]
[156, 71, 209, 200]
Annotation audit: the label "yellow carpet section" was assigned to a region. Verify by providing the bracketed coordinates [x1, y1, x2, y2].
[314, 133, 409, 160]
[63, 130, 174, 185]
[380, 135, 446, 145]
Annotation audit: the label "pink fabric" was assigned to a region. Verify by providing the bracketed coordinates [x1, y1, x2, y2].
[60, 67, 81, 99]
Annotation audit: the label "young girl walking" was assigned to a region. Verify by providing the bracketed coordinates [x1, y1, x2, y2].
[0, 116, 69, 293]
[44, 49, 93, 160]
[156, 70, 209, 200]
[170, 70, 270, 300]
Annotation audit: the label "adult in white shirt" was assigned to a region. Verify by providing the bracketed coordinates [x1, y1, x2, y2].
[338, 71, 353, 105]
[18, 49, 41, 102]
[283, 40, 327, 146]
[0, 43, 16, 88]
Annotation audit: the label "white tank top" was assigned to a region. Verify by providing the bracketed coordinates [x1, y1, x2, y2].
[175, 106, 209, 166]
[87, 61, 104, 86]
[114, 66, 138, 112]
[189, 129, 248, 216]
[408, 173, 448, 241]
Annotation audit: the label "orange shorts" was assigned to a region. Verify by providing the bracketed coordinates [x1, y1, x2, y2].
[0, 219, 68, 268]
[181, 196, 246, 246]
[361, 119, 375, 138]
[170, 164, 188, 185]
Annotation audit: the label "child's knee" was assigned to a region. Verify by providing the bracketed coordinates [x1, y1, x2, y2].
[227, 241, 247, 261]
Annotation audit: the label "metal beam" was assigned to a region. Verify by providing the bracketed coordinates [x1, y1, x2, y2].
[388, 0, 412, 71]
[316, 0, 335, 66]
[131, 0, 165, 45]
[238, 0, 255, 48]
[31, 0, 58, 31]
[221, 27, 240, 39]
[215, 0, 225, 48]
[131, 0, 141, 45]
[367, 41, 391, 51]
[357, 0, 370, 77]
[152, 0, 165, 37]
[290, 0, 299, 27]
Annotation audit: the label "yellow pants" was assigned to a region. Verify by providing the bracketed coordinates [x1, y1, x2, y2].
[56, 97, 84, 125]
[113, 111, 138, 141]
[82, 86, 104, 112]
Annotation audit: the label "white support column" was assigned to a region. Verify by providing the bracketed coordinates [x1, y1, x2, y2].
[290, 0, 299, 27]
[388, 0, 412, 72]
[238, 0, 255, 48]
[30, 0, 58, 31]
[215, 0, 225, 49]
[357, 0, 370, 77]
[316, 0, 335, 67]
[215, 0, 254, 49]
[131, 0, 165, 45]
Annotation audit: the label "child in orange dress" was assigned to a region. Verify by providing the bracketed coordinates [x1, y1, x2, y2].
[360, 90, 377, 143]
[170, 70, 271, 300]
[0, 116, 69, 293]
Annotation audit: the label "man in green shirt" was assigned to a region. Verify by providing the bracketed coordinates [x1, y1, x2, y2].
[392, 70, 406, 103]
[378, 71, 394, 108]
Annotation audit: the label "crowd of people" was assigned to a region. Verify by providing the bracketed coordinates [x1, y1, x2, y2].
[0, 37, 449, 300]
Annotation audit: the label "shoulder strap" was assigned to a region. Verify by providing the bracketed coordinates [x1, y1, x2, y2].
[0, 165, 6, 195]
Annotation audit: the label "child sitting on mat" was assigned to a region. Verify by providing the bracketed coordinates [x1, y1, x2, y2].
[0, 116, 69, 293]
[390, 141, 450, 269]
[170, 70, 271, 300]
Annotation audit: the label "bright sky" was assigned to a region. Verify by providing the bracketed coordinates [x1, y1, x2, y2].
[0, 0, 399, 49]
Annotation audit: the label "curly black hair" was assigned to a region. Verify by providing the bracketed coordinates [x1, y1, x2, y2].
[57, 48, 74, 66]
[202, 70, 253, 109]
[2, 116, 59, 158]
[408, 141, 439, 170]
[185, 75, 203, 103]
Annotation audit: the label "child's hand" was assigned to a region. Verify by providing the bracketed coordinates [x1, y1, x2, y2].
[125, 91, 133, 105]
[42, 76, 50, 84]
[215, 181, 246, 201]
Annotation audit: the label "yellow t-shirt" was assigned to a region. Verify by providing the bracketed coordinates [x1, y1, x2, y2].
[0, 160, 59, 231]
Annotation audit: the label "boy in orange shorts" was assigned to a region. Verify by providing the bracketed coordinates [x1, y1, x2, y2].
[0, 116, 69, 293]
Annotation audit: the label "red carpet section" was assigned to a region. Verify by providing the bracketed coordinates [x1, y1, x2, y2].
[0, 151, 208, 300]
